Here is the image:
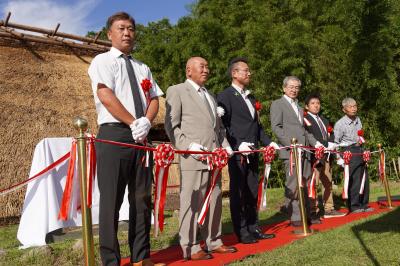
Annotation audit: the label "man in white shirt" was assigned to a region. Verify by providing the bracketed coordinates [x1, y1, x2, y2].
[165, 57, 237, 260]
[270, 76, 321, 227]
[88, 12, 163, 266]
[217, 57, 277, 244]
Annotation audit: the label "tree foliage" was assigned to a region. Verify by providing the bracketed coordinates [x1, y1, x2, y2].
[89, 0, 400, 182]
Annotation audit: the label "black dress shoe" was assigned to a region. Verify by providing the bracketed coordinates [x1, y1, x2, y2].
[252, 230, 275, 240]
[308, 217, 322, 225]
[239, 235, 258, 244]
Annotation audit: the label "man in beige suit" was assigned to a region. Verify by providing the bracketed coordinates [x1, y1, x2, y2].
[165, 57, 237, 260]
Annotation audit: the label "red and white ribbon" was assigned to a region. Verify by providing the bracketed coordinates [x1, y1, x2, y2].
[86, 136, 96, 208]
[304, 117, 312, 126]
[289, 148, 294, 176]
[297, 147, 303, 187]
[308, 146, 325, 199]
[360, 151, 371, 194]
[153, 144, 175, 237]
[58, 140, 77, 221]
[257, 146, 275, 211]
[342, 151, 353, 199]
[198, 148, 228, 226]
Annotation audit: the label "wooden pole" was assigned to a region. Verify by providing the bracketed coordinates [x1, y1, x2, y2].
[0, 20, 111, 46]
[378, 144, 393, 208]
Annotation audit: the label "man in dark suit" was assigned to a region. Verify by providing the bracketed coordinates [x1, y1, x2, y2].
[217, 57, 277, 244]
[304, 93, 345, 218]
[270, 76, 323, 227]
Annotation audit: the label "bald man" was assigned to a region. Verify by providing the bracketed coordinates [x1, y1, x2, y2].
[165, 57, 237, 260]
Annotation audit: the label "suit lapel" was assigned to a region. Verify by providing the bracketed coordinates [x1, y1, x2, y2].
[185, 80, 214, 125]
[230, 87, 254, 120]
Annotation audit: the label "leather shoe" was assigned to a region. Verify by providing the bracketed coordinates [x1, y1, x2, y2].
[188, 250, 213, 261]
[212, 245, 238, 254]
[252, 230, 275, 240]
[239, 235, 258, 244]
[309, 217, 322, 225]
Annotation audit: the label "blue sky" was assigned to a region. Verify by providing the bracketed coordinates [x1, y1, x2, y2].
[0, 0, 194, 35]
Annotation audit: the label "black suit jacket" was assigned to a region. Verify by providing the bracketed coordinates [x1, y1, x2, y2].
[217, 86, 271, 152]
[304, 112, 334, 162]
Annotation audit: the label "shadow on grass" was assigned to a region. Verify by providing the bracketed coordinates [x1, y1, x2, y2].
[351, 207, 400, 266]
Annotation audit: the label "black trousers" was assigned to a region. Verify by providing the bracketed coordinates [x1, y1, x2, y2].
[96, 125, 152, 265]
[343, 145, 369, 211]
[228, 154, 259, 239]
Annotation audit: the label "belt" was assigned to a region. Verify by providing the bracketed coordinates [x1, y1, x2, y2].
[100, 122, 130, 129]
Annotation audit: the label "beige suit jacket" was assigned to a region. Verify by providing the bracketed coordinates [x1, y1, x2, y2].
[165, 80, 230, 170]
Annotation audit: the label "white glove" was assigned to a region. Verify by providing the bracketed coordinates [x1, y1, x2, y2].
[216, 106, 225, 117]
[130, 117, 151, 143]
[269, 142, 280, 149]
[327, 142, 338, 150]
[238, 142, 254, 156]
[225, 146, 234, 157]
[188, 142, 207, 160]
[337, 158, 344, 168]
[315, 141, 324, 148]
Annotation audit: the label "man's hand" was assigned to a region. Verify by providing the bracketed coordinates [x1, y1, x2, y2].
[130, 117, 151, 143]
[315, 141, 324, 148]
[337, 158, 345, 168]
[225, 146, 234, 157]
[269, 142, 280, 149]
[238, 142, 255, 156]
[327, 142, 338, 150]
[188, 142, 207, 160]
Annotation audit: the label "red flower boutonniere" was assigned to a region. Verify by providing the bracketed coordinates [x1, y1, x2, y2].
[358, 129, 365, 144]
[255, 101, 262, 111]
[140, 78, 152, 105]
[327, 125, 333, 136]
[304, 110, 308, 116]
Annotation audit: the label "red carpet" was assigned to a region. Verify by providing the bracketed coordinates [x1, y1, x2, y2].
[121, 200, 399, 265]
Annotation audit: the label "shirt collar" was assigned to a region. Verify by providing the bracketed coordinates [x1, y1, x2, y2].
[283, 94, 298, 104]
[110, 47, 125, 58]
[344, 115, 359, 125]
[308, 112, 319, 120]
[232, 83, 245, 94]
[186, 79, 204, 92]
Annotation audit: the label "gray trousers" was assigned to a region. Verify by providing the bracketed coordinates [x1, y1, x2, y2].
[283, 159, 311, 222]
[179, 169, 223, 258]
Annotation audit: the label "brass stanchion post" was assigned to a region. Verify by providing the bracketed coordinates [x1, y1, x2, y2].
[378, 144, 393, 209]
[74, 117, 95, 265]
[291, 138, 314, 236]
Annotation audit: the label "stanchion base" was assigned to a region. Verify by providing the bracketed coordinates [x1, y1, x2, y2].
[292, 228, 317, 237]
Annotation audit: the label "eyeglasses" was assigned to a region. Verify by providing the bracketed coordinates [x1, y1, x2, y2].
[234, 68, 251, 74]
[286, 86, 301, 90]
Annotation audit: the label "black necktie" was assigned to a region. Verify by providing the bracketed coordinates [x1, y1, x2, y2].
[317, 115, 328, 140]
[122, 54, 144, 119]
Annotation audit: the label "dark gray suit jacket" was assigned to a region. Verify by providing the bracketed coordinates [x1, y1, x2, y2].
[270, 96, 317, 159]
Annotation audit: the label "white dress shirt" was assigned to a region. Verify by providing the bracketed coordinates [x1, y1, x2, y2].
[231, 83, 255, 118]
[88, 47, 164, 125]
[283, 95, 301, 123]
[186, 79, 216, 118]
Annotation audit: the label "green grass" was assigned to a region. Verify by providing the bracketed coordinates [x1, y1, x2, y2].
[0, 181, 399, 265]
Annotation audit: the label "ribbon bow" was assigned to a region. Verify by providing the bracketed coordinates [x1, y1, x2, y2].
[153, 144, 175, 236]
[257, 146, 276, 210]
[342, 151, 353, 199]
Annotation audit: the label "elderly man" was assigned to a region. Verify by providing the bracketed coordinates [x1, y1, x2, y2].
[217, 57, 277, 244]
[165, 57, 237, 260]
[88, 12, 163, 266]
[270, 76, 322, 227]
[334, 97, 373, 213]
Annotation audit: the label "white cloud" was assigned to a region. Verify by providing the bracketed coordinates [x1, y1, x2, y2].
[1, 0, 99, 35]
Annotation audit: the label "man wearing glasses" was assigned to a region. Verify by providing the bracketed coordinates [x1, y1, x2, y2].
[270, 76, 322, 227]
[217, 58, 277, 244]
